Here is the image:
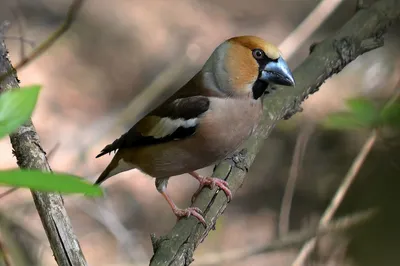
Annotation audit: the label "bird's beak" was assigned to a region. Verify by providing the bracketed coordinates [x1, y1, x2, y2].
[260, 57, 295, 86]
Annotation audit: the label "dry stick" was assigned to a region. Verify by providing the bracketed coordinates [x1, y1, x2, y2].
[72, 199, 149, 263]
[3, 36, 35, 48]
[292, 130, 377, 266]
[0, 188, 18, 200]
[277, 0, 344, 231]
[110, 210, 375, 266]
[0, 1, 88, 266]
[10, 8, 26, 61]
[185, 209, 376, 266]
[0, 0, 85, 82]
[279, 0, 344, 58]
[0, 237, 11, 266]
[279, 123, 315, 236]
[321, 132, 377, 225]
[0, 142, 60, 200]
[13, 0, 29, 60]
[293, 89, 400, 266]
[149, 1, 400, 265]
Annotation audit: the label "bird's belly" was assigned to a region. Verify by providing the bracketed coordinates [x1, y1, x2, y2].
[133, 100, 262, 178]
[136, 131, 249, 178]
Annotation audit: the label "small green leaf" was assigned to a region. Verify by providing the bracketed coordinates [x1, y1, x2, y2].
[0, 169, 102, 196]
[323, 112, 365, 130]
[345, 97, 379, 127]
[380, 103, 400, 128]
[0, 85, 41, 139]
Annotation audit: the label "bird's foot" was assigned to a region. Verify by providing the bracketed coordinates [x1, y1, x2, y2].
[173, 206, 206, 227]
[191, 176, 232, 203]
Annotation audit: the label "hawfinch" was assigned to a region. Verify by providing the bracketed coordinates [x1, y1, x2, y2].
[95, 36, 295, 226]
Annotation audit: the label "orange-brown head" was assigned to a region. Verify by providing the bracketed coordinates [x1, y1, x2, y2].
[202, 36, 295, 99]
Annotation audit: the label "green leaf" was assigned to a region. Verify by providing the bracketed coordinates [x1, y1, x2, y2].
[323, 112, 365, 130]
[345, 97, 379, 127]
[0, 169, 103, 196]
[0, 85, 41, 139]
[380, 103, 400, 128]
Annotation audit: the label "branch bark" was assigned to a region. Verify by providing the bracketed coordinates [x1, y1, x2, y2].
[149, 0, 400, 265]
[0, 15, 88, 266]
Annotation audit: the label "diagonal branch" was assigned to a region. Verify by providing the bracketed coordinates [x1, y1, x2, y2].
[149, 0, 400, 265]
[0, 0, 87, 265]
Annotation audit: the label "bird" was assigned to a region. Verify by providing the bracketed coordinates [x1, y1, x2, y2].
[94, 36, 295, 227]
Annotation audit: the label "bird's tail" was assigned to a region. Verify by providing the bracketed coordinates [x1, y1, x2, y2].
[94, 153, 121, 185]
[94, 153, 134, 185]
[94, 165, 113, 185]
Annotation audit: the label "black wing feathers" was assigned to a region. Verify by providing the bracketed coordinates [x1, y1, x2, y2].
[151, 96, 210, 119]
[95, 96, 210, 158]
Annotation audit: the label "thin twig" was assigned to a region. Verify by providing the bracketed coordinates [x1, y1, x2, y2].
[72, 198, 149, 263]
[10, 7, 26, 61]
[279, 0, 344, 58]
[3, 36, 35, 48]
[279, 123, 315, 236]
[0, 188, 19, 200]
[320, 131, 377, 225]
[293, 94, 400, 265]
[46, 142, 60, 160]
[0, 0, 85, 82]
[190, 209, 376, 266]
[293, 87, 400, 265]
[107, 210, 375, 266]
[0, 237, 11, 266]
[292, 130, 377, 266]
[0, 142, 60, 200]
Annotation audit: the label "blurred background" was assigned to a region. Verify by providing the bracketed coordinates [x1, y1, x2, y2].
[0, 0, 399, 265]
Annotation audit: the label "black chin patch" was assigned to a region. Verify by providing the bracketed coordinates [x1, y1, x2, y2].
[252, 79, 268, 100]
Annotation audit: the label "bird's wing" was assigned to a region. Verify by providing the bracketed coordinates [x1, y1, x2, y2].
[95, 96, 210, 158]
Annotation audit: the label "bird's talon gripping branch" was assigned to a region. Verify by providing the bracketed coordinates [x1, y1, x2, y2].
[174, 207, 207, 227]
[189, 172, 233, 203]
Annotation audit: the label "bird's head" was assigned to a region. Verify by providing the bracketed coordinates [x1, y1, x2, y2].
[202, 36, 295, 99]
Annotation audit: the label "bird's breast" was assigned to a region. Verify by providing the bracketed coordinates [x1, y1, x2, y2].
[196, 98, 262, 155]
[130, 98, 263, 178]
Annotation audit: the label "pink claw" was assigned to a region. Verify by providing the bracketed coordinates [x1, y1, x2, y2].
[191, 176, 233, 203]
[173, 207, 207, 227]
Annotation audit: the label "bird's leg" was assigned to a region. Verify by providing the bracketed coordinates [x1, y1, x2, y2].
[155, 178, 206, 227]
[189, 171, 232, 203]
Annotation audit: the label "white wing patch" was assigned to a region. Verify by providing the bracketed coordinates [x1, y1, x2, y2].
[144, 117, 198, 139]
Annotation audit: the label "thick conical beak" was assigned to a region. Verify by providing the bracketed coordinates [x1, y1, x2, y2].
[260, 57, 295, 86]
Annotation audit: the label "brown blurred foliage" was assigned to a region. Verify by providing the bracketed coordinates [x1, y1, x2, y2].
[0, 0, 399, 265]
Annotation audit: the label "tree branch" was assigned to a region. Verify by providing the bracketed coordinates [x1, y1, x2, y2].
[0, 1, 88, 265]
[149, 0, 400, 265]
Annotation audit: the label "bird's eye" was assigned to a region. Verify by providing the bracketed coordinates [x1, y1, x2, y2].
[252, 49, 264, 60]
